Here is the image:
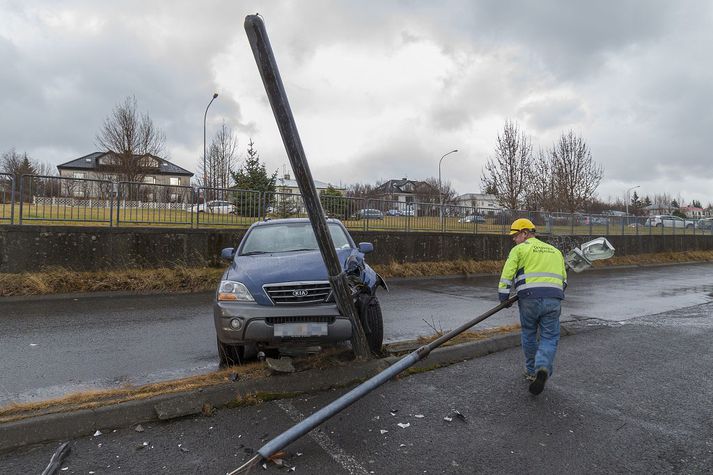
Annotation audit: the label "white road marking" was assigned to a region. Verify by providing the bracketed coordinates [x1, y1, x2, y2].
[276, 400, 370, 475]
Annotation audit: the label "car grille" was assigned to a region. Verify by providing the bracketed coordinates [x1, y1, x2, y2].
[263, 281, 332, 305]
[265, 315, 336, 325]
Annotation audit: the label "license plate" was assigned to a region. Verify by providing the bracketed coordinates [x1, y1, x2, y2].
[273, 322, 329, 337]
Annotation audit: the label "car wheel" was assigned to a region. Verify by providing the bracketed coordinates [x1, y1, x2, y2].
[655, 223, 662, 228]
[217, 338, 245, 366]
[356, 294, 384, 354]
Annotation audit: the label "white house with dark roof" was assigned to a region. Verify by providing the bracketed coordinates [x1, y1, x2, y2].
[57, 152, 193, 186]
[275, 172, 341, 194]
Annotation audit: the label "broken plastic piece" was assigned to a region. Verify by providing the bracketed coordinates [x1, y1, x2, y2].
[93, 430, 102, 437]
[397, 423, 410, 428]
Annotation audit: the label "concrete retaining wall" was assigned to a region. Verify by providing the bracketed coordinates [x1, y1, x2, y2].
[1, 225, 712, 273]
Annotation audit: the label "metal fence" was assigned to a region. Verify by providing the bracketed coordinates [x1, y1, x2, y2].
[1, 174, 712, 237]
[0, 173, 15, 224]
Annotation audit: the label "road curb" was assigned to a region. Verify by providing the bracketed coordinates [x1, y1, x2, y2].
[0, 323, 604, 453]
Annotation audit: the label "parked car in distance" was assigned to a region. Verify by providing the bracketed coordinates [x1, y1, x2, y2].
[644, 215, 695, 228]
[352, 208, 384, 220]
[696, 217, 713, 230]
[192, 200, 236, 214]
[582, 216, 610, 226]
[458, 214, 485, 224]
[214, 218, 387, 365]
[385, 209, 403, 216]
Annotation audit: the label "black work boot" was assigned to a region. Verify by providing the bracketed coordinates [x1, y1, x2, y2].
[528, 368, 548, 395]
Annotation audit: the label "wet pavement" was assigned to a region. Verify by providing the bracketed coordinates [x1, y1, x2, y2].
[2, 300, 712, 473]
[1, 262, 713, 405]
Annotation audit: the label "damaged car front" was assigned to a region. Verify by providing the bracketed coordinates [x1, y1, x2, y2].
[214, 218, 387, 365]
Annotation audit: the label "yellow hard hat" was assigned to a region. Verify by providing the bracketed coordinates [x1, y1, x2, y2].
[509, 218, 536, 235]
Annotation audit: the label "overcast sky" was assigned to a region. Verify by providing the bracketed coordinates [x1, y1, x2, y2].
[1, 1, 711, 205]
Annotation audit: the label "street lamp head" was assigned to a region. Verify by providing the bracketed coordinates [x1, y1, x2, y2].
[212, 92, 219, 99]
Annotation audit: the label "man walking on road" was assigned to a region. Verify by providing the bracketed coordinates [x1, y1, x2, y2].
[499, 218, 567, 395]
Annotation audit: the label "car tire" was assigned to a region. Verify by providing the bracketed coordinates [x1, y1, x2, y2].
[217, 338, 245, 367]
[655, 223, 662, 228]
[356, 294, 384, 354]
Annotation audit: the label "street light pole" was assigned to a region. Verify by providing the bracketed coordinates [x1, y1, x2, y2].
[625, 185, 640, 224]
[203, 92, 219, 194]
[438, 149, 458, 224]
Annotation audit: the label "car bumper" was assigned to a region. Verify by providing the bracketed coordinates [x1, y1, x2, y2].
[214, 301, 353, 346]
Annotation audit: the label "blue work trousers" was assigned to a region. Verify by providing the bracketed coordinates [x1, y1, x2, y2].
[518, 297, 561, 376]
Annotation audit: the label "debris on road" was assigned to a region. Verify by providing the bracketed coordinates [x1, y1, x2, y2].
[443, 416, 453, 422]
[41, 441, 70, 475]
[380, 429, 388, 434]
[134, 424, 144, 432]
[93, 430, 102, 437]
[397, 422, 411, 429]
[414, 414, 425, 418]
[266, 357, 296, 374]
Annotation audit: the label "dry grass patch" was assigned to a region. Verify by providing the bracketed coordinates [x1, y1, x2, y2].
[591, 250, 713, 268]
[373, 258, 504, 278]
[1, 250, 712, 297]
[0, 266, 224, 297]
[415, 323, 521, 347]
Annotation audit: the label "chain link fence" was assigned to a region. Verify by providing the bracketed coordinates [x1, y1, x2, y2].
[1, 174, 712, 236]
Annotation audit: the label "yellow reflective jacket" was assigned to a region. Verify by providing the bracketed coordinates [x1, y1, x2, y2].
[498, 237, 567, 301]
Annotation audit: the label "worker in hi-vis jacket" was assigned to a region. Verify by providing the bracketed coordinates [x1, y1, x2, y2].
[499, 218, 567, 395]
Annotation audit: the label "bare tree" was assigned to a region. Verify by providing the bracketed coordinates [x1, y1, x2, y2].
[345, 182, 379, 199]
[420, 177, 457, 204]
[550, 130, 603, 213]
[199, 121, 238, 190]
[95, 96, 166, 183]
[481, 120, 532, 210]
[524, 148, 556, 211]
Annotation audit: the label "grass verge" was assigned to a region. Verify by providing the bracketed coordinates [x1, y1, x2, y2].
[2, 250, 713, 297]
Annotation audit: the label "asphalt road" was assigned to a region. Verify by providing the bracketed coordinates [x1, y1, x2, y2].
[2, 300, 712, 473]
[1, 263, 713, 405]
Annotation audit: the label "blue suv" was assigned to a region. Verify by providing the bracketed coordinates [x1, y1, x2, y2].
[214, 218, 387, 364]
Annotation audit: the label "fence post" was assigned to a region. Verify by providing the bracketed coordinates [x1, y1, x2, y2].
[10, 176, 15, 225]
[115, 183, 122, 226]
[109, 182, 116, 227]
[363, 199, 368, 231]
[18, 175, 24, 225]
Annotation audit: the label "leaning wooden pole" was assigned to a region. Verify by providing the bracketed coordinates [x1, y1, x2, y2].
[243, 14, 371, 359]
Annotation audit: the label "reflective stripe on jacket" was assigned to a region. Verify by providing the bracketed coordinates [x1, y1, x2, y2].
[499, 237, 567, 301]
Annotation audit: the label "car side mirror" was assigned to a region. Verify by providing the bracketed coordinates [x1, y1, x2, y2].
[358, 242, 374, 254]
[221, 247, 236, 261]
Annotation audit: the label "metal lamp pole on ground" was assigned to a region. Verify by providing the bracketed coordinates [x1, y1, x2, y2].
[438, 149, 458, 226]
[203, 93, 219, 198]
[625, 185, 640, 225]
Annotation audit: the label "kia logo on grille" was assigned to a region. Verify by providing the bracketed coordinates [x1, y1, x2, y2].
[292, 289, 309, 297]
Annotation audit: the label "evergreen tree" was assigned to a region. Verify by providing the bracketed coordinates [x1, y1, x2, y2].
[692, 199, 702, 208]
[320, 185, 349, 219]
[230, 139, 276, 216]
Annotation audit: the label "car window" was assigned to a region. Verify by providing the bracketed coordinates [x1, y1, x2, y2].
[240, 222, 352, 254]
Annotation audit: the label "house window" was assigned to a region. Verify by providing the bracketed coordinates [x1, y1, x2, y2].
[169, 177, 180, 186]
[73, 172, 85, 179]
[143, 176, 156, 184]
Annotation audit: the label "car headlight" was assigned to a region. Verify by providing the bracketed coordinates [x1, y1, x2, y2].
[217, 280, 255, 302]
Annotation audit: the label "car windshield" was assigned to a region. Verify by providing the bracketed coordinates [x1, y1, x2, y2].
[240, 222, 352, 255]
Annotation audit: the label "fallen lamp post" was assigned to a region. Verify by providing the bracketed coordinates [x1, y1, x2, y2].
[230, 237, 615, 473]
